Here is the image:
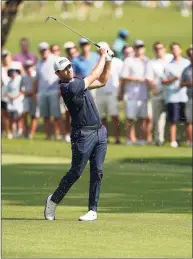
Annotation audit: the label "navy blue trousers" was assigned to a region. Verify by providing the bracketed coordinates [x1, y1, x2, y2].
[51, 125, 107, 212]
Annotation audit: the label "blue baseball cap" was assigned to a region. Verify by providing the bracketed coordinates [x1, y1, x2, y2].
[119, 29, 129, 38]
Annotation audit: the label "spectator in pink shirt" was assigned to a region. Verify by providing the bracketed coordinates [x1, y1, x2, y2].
[13, 38, 37, 66]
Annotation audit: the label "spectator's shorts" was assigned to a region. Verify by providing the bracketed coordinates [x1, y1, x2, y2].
[1, 101, 7, 111]
[38, 92, 61, 119]
[166, 102, 186, 123]
[125, 100, 148, 120]
[23, 97, 37, 117]
[7, 96, 24, 119]
[185, 99, 192, 123]
[95, 93, 118, 118]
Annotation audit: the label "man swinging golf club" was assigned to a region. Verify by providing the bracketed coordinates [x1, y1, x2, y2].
[44, 43, 113, 221]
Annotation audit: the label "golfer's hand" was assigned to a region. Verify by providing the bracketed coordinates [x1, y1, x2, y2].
[99, 47, 108, 56]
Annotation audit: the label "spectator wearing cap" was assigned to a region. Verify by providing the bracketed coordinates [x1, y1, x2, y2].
[33, 42, 61, 140]
[112, 29, 129, 60]
[146, 41, 173, 146]
[21, 60, 37, 139]
[72, 38, 99, 101]
[1, 50, 12, 138]
[50, 44, 61, 56]
[180, 47, 193, 147]
[13, 37, 37, 66]
[122, 44, 134, 60]
[119, 40, 149, 145]
[6, 61, 24, 139]
[64, 41, 79, 61]
[162, 42, 190, 148]
[95, 42, 123, 144]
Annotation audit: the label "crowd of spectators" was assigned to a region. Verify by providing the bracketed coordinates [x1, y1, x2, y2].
[1, 29, 192, 148]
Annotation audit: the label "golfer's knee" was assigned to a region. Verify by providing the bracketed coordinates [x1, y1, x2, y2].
[92, 169, 103, 180]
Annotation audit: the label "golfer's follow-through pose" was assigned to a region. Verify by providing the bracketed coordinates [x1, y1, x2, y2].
[44, 44, 113, 221]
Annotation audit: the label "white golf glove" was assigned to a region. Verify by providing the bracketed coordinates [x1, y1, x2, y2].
[106, 49, 114, 62]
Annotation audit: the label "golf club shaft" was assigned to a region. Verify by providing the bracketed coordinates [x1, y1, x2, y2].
[45, 16, 100, 48]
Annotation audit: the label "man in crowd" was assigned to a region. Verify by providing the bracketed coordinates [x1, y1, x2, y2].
[162, 42, 190, 148]
[72, 38, 99, 101]
[95, 42, 123, 144]
[119, 40, 149, 145]
[13, 37, 37, 66]
[50, 44, 61, 56]
[122, 44, 134, 60]
[180, 46, 193, 147]
[33, 42, 61, 140]
[146, 41, 173, 146]
[64, 41, 79, 61]
[112, 29, 129, 60]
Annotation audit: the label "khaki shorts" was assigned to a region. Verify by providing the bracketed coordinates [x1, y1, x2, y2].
[38, 92, 61, 119]
[125, 100, 148, 120]
[95, 93, 118, 118]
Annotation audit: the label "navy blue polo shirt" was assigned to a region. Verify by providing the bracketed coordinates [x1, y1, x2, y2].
[60, 77, 101, 128]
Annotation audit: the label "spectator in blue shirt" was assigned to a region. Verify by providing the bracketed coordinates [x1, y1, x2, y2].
[72, 38, 99, 78]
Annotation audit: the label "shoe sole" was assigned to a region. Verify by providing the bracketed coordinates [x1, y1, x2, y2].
[44, 196, 55, 220]
[78, 218, 97, 222]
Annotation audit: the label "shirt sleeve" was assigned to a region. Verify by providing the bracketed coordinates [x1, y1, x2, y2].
[69, 78, 85, 95]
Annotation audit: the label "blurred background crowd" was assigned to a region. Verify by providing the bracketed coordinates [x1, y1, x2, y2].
[1, 0, 192, 148]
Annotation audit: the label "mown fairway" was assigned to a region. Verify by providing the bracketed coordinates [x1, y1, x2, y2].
[2, 137, 192, 258]
[2, 1, 192, 258]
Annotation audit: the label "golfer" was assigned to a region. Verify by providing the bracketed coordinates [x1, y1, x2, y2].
[44, 46, 113, 221]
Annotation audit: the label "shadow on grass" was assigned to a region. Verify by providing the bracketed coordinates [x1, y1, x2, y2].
[2, 156, 192, 215]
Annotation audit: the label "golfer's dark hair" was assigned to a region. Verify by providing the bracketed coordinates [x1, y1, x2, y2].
[170, 42, 181, 50]
[186, 47, 193, 58]
[153, 41, 164, 50]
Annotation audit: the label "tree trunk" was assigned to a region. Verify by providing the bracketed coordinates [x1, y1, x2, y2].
[1, 0, 23, 47]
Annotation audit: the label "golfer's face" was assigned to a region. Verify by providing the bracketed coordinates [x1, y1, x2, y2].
[58, 64, 73, 80]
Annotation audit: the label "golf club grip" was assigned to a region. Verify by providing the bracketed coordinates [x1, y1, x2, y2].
[95, 43, 115, 58]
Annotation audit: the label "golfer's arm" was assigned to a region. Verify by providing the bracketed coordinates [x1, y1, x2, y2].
[84, 55, 106, 89]
[89, 61, 111, 90]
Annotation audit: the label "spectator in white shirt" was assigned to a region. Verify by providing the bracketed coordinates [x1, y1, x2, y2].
[146, 41, 173, 145]
[119, 40, 149, 145]
[21, 60, 37, 139]
[95, 42, 123, 144]
[162, 42, 190, 148]
[1, 50, 12, 138]
[33, 42, 61, 140]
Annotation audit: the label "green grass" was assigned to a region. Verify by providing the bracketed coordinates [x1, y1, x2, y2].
[2, 137, 192, 258]
[4, 1, 192, 57]
[2, 2, 192, 257]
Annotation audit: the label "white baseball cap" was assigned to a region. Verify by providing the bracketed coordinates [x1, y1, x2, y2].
[9, 61, 22, 71]
[38, 42, 49, 51]
[24, 59, 34, 67]
[64, 41, 75, 49]
[1, 49, 11, 56]
[134, 40, 145, 47]
[79, 38, 89, 45]
[53, 57, 71, 72]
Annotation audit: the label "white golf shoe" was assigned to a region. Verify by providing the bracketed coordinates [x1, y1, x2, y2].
[79, 210, 97, 221]
[44, 194, 57, 220]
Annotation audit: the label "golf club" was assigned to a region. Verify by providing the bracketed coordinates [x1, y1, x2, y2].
[44, 16, 114, 57]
